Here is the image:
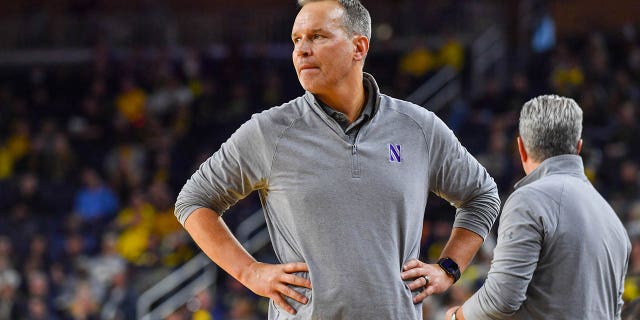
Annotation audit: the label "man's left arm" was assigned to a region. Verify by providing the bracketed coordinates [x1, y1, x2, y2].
[401, 115, 500, 301]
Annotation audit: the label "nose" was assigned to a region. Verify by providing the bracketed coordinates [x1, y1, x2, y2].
[294, 39, 311, 57]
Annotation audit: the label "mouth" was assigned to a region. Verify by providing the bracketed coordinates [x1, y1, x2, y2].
[299, 64, 318, 72]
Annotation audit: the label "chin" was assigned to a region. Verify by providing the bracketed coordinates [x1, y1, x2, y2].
[299, 80, 317, 93]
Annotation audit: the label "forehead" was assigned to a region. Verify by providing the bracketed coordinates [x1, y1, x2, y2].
[292, 1, 345, 33]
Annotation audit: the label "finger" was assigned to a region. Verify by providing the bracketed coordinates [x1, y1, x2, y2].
[283, 262, 309, 273]
[423, 284, 436, 297]
[407, 277, 426, 291]
[445, 309, 453, 319]
[400, 267, 423, 280]
[402, 259, 420, 270]
[281, 273, 312, 288]
[272, 293, 297, 315]
[412, 288, 431, 304]
[445, 306, 460, 319]
[277, 283, 309, 305]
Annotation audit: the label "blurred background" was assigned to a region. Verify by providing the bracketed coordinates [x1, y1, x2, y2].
[0, 0, 640, 319]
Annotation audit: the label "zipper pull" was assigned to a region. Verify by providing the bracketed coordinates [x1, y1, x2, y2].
[352, 144, 357, 154]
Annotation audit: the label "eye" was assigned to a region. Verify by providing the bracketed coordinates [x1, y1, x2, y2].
[313, 34, 323, 40]
[292, 37, 301, 44]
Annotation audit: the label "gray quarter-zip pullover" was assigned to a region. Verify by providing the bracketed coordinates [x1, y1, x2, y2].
[176, 73, 500, 319]
[462, 155, 631, 319]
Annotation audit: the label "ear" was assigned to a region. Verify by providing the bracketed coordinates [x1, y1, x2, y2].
[353, 35, 369, 62]
[517, 136, 528, 163]
[576, 139, 583, 154]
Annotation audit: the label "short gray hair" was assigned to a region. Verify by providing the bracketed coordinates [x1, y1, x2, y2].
[519, 95, 583, 162]
[297, 0, 371, 40]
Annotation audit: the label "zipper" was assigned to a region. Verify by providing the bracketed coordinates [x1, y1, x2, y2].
[351, 139, 360, 178]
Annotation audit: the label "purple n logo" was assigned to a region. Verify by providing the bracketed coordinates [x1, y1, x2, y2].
[389, 144, 401, 162]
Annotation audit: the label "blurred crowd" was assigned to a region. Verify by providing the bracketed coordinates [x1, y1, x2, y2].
[0, 11, 639, 320]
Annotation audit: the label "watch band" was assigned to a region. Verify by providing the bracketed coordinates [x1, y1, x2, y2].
[438, 257, 461, 283]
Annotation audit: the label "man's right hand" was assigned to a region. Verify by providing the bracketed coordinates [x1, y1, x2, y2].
[183, 210, 312, 314]
[241, 261, 312, 315]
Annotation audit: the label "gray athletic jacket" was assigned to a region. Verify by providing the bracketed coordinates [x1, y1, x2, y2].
[176, 73, 500, 319]
[462, 155, 631, 319]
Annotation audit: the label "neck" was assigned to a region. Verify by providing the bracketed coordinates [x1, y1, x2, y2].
[523, 159, 542, 175]
[316, 73, 366, 124]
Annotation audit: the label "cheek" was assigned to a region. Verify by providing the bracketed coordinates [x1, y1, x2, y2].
[323, 47, 351, 69]
[326, 44, 350, 59]
[328, 54, 353, 78]
[292, 55, 299, 73]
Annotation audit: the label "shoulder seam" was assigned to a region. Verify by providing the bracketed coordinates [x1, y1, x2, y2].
[384, 99, 431, 146]
[266, 104, 308, 182]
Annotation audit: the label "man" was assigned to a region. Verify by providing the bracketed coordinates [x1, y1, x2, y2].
[175, 0, 500, 318]
[446, 95, 631, 320]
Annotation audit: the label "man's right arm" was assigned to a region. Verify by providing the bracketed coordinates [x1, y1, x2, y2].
[184, 207, 311, 315]
[176, 113, 311, 314]
[460, 192, 543, 319]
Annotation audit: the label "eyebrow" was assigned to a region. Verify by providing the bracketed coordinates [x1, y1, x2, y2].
[291, 28, 326, 37]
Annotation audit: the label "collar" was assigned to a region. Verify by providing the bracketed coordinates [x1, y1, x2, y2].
[514, 154, 586, 190]
[317, 75, 375, 130]
[304, 72, 381, 121]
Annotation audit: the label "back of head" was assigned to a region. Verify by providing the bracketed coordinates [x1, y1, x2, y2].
[297, 0, 371, 40]
[519, 95, 583, 162]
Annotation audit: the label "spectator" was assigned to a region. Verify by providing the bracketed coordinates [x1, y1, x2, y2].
[99, 266, 137, 320]
[114, 191, 157, 266]
[84, 232, 127, 302]
[114, 77, 147, 129]
[103, 141, 147, 199]
[0, 261, 21, 320]
[72, 167, 119, 250]
[64, 280, 99, 320]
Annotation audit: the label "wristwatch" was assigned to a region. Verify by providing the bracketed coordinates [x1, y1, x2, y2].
[437, 257, 461, 283]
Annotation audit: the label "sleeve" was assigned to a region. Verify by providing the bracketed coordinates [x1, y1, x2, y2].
[174, 114, 278, 225]
[461, 191, 544, 319]
[618, 240, 631, 319]
[427, 115, 500, 239]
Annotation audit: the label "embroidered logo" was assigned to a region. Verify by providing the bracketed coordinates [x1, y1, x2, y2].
[389, 144, 401, 162]
[503, 230, 514, 241]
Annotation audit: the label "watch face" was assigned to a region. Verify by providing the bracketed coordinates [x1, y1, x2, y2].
[440, 258, 458, 272]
